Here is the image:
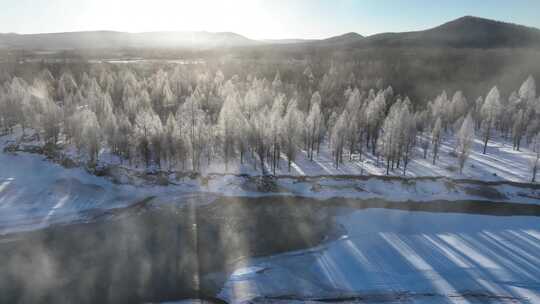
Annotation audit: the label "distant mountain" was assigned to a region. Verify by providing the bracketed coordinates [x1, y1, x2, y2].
[359, 16, 540, 48]
[287, 32, 364, 48]
[0, 31, 260, 50]
[262, 38, 318, 45]
[1, 16, 539, 50]
[321, 32, 364, 45]
[269, 16, 540, 49]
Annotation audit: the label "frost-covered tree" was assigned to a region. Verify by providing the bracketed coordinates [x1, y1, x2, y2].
[379, 103, 400, 175]
[134, 109, 163, 168]
[519, 75, 536, 103]
[281, 100, 302, 172]
[378, 98, 416, 175]
[480, 86, 501, 154]
[57, 72, 78, 101]
[40, 99, 63, 145]
[305, 92, 323, 160]
[0, 78, 28, 134]
[399, 99, 416, 175]
[163, 113, 178, 169]
[456, 113, 475, 174]
[473, 96, 484, 130]
[116, 113, 133, 163]
[449, 91, 468, 125]
[331, 111, 347, 168]
[81, 111, 101, 164]
[415, 110, 431, 159]
[71, 109, 101, 164]
[366, 91, 386, 154]
[178, 89, 206, 171]
[512, 109, 527, 151]
[3, 60, 537, 179]
[269, 95, 286, 174]
[250, 106, 272, 175]
[218, 94, 238, 171]
[272, 70, 282, 92]
[430, 91, 450, 130]
[431, 117, 442, 165]
[344, 88, 365, 161]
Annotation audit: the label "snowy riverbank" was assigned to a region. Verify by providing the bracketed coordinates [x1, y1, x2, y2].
[2, 143, 540, 234]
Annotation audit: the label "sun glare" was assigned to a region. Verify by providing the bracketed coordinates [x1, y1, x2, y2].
[95, 0, 273, 38]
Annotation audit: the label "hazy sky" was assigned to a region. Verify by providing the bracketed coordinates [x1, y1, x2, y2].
[1, 0, 539, 39]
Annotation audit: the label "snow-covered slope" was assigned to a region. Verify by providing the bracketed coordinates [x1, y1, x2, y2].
[0, 149, 149, 233]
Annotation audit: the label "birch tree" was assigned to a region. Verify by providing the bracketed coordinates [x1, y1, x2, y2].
[218, 95, 238, 171]
[480, 86, 501, 154]
[456, 113, 474, 174]
[331, 111, 347, 168]
[305, 93, 323, 160]
[432, 118, 442, 165]
[281, 100, 301, 172]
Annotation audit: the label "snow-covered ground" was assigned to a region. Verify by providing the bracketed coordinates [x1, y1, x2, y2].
[0, 149, 148, 233]
[204, 135, 536, 183]
[218, 208, 540, 303]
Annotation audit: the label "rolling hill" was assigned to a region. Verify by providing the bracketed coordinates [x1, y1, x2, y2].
[357, 16, 540, 48]
[1, 16, 539, 50]
[0, 31, 259, 50]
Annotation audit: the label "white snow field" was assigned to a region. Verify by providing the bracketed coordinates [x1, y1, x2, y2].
[0, 149, 150, 234]
[219, 209, 540, 303]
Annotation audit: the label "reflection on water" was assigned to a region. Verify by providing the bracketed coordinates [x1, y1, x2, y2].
[0, 196, 539, 303]
[0, 196, 336, 304]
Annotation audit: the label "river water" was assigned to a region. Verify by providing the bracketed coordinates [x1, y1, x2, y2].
[1, 196, 539, 303]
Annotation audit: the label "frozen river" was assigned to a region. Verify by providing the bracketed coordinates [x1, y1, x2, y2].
[221, 206, 540, 303]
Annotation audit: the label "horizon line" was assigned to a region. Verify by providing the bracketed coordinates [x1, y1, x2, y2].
[1, 15, 539, 41]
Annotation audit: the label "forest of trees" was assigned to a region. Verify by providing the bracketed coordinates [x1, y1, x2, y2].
[0, 62, 538, 179]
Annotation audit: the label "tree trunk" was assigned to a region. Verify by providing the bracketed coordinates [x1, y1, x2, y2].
[533, 159, 538, 183]
[272, 145, 276, 175]
[483, 126, 490, 154]
[260, 154, 265, 176]
[277, 145, 280, 168]
[287, 157, 291, 172]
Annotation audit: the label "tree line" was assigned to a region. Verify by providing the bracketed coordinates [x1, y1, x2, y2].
[0, 63, 538, 180]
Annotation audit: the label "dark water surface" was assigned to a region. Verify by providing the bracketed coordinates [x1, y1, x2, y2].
[1, 196, 539, 304]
